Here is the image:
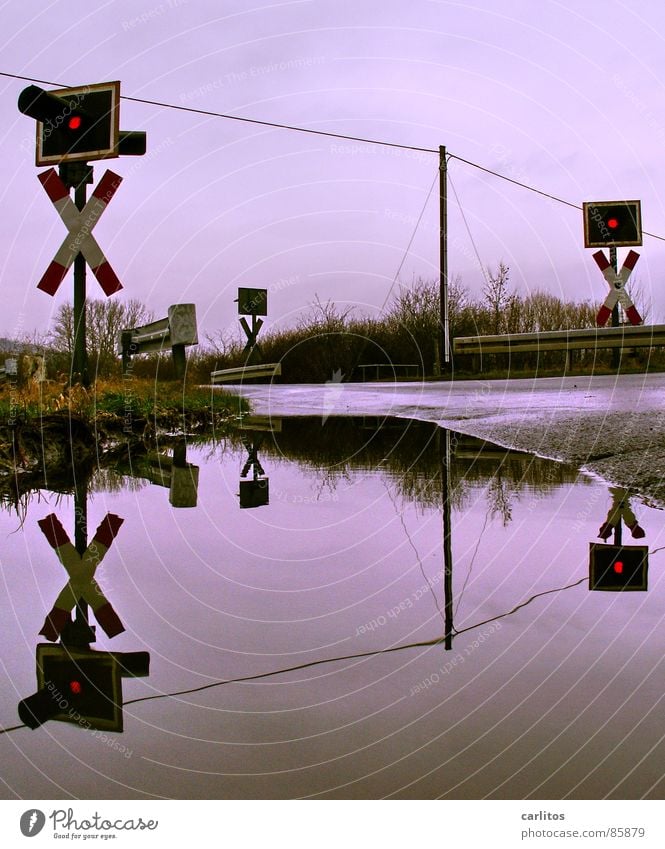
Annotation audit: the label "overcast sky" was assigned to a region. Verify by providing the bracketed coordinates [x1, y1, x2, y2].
[1, 0, 665, 343]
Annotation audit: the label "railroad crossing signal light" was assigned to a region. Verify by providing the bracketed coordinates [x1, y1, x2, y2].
[17, 82, 146, 166]
[583, 200, 642, 248]
[18, 644, 149, 731]
[18, 82, 120, 166]
[589, 542, 648, 591]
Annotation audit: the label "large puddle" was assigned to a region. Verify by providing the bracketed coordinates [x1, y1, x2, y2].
[1, 416, 664, 799]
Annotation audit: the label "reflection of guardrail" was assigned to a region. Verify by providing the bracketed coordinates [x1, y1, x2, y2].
[236, 415, 282, 433]
[146, 451, 199, 508]
[356, 363, 421, 381]
[114, 442, 199, 508]
[118, 304, 198, 378]
[211, 362, 281, 384]
[453, 324, 665, 356]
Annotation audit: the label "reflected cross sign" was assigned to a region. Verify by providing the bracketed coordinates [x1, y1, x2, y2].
[37, 513, 125, 641]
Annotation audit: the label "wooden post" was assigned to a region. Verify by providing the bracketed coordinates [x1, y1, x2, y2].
[121, 330, 133, 376]
[172, 344, 186, 379]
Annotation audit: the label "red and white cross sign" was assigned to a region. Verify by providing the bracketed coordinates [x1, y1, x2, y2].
[593, 249, 642, 326]
[37, 513, 125, 641]
[37, 168, 123, 297]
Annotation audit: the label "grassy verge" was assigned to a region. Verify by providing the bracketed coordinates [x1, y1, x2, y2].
[0, 378, 248, 483]
[0, 377, 246, 428]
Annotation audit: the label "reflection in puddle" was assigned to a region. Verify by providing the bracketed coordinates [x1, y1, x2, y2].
[1, 417, 664, 799]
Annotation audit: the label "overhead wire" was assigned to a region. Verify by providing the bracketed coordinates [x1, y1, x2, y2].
[3, 70, 665, 240]
[0, 574, 588, 732]
[124, 575, 588, 707]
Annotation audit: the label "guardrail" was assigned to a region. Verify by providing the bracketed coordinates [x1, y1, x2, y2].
[356, 363, 421, 381]
[118, 304, 198, 378]
[210, 362, 282, 384]
[453, 324, 665, 356]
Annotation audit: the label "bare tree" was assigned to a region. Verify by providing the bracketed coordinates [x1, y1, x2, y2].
[297, 295, 355, 334]
[483, 262, 513, 334]
[49, 298, 153, 376]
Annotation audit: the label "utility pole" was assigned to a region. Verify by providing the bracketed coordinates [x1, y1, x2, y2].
[439, 146, 449, 376]
[439, 428, 454, 650]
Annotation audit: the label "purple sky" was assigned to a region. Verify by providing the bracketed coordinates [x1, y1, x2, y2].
[1, 0, 665, 344]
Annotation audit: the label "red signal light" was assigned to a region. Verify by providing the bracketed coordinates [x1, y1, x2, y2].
[69, 680, 82, 695]
[607, 217, 619, 229]
[613, 561, 624, 574]
[68, 115, 82, 130]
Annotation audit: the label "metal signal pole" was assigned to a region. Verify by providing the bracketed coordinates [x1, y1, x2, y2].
[610, 246, 620, 370]
[60, 162, 93, 388]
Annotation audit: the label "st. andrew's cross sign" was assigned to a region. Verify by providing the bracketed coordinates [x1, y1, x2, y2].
[37, 167, 123, 296]
[592, 249, 642, 327]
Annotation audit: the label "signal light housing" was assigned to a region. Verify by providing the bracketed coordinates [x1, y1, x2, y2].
[18, 644, 150, 731]
[583, 200, 642, 248]
[589, 542, 649, 591]
[18, 81, 147, 165]
[18, 82, 121, 166]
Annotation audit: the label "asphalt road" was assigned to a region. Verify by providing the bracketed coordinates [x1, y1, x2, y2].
[225, 372, 665, 507]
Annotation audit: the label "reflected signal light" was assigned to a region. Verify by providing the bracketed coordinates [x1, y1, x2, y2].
[613, 561, 624, 574]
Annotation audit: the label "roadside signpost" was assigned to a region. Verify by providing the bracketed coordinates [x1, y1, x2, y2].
[211, 288, 281, 383]
[237, 286, 268, 362]
[583, 200, 643, 365]
[17, 80, 146, 386]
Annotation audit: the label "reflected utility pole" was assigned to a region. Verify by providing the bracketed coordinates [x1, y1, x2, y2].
[439, 428, 454, 650]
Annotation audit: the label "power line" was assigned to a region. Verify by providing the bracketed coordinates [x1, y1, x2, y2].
[0, 71, 435, 154]
[0, 575, 586, 731]
[124, 575, 586, 708]
[448, 152, 581, 211]
[3, 70, 665, 241]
